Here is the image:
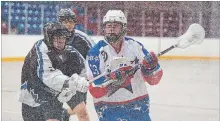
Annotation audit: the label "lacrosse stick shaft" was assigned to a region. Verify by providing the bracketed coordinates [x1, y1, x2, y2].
[157, 44, 177, 57]
[88, 45, 177, 84]
[89, 43, 190, 83]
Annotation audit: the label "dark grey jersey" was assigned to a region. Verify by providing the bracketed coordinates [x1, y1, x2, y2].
[66, 29, 95, 59]
[19, 39, 85, 107]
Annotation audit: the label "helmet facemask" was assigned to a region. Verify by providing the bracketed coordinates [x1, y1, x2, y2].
[50, 30, 67, 53]
[103, 22, 127, 44]
[58, 8, 77, 33]
[43, 22, 69, 53]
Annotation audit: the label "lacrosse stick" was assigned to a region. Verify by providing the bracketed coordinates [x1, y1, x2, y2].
[65, 23, 205, 114]
[157, 23, 205, 56]
[89, 23, 205, 84]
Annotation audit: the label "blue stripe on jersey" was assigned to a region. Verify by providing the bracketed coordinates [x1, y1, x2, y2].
[124, 36, 135, 42]
[95, 96, 151, 121]
[75, 33, 92, 47]
[88, 40, 108, 85]
[156, 63, 160, 69]
[136, 40, 149, 55]
[35, 40, 44, 81]
[93, 76, 106, 85]
[21, 82, 27, 89]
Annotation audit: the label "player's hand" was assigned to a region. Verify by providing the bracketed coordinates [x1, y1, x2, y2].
[69, 74, 89, 93]
[103, 66, 134, 87]
[141, 51, 158, 75]
[107, 66, 133, 80]
[57, 88, 76, 103]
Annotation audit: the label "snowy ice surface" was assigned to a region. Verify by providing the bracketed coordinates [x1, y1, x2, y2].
[1, 60, 219, 121]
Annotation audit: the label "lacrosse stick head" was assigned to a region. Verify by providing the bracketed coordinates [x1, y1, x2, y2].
[177, 23, 205, 49]
[106, 57, 132, 72]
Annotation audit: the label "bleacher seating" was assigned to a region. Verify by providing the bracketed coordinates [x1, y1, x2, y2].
[27, 3, 42, 34]
[2, 2, 9, 22]
[0, 1, 184, 36]
[1, 1, 216, 38]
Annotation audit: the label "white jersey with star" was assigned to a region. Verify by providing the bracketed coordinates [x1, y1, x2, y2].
[86, 36, 161, 105]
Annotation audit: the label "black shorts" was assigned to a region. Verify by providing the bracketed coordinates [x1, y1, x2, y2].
[66, 91, 87, 109]
[22, 99, 63, 121]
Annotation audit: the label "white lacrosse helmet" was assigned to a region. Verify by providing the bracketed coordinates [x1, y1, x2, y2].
[103, 10, 127, 25]
[103, 10, 127, 43]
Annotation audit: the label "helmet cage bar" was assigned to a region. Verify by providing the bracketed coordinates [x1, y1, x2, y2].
[103, 21, 127, 44]
[43, 22, 69, 50]
[48, 29, 68, 40]
[59, 16, 77, 23]
[48, 29, 68, 50]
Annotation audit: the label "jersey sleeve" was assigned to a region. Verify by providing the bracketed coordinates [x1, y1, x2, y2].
[138, 41, 163, 85]
[63, 45, 87, 77]
[75, 29, 96, 47]
[86, 47, 108, 98]
[35, 40, 69, 92]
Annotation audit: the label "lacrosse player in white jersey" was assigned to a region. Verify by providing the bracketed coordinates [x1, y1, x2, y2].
[86, 10, 163, 121]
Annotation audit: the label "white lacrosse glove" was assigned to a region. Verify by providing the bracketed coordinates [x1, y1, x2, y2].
[57, 88, 76, 103]
[69, 74, 89, 93]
